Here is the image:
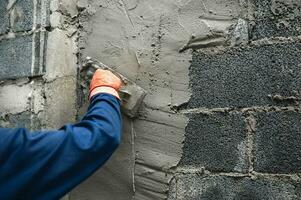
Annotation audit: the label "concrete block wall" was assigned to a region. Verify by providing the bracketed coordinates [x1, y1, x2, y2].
[0, 0, 78, 127]
[0, 2, 77, 200]
[1, 0, 301, 199]
[173, 0, 301, 199]
[1, 0, 47, 130]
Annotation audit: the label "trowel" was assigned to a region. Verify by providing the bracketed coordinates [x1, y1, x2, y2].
[80, 57, 147, 118]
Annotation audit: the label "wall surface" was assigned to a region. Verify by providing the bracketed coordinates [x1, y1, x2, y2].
[0, 0, 78, 199]
[0, 0, 301, 200]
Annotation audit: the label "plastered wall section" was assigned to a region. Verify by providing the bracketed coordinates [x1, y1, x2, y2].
[72, 0, 242, 199]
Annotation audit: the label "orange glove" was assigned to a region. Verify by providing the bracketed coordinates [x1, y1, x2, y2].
[89, 69, 122, 100]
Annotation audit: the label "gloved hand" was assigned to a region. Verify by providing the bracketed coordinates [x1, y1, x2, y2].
[89, 69, 122, 100]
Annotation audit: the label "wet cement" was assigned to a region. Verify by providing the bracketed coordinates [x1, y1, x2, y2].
[74, 0, 241, 199]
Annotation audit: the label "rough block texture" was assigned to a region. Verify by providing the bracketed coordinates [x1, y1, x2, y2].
[0, 36, 34, 80]
[254, 111, 301, 173]
[251, 0, 301, 40]
[13, 0, 34, 32]
[0, 33, 46, 81]
[180, 112, 248, 172]
[8, 0, 49, 32]
[187, 42, 301, 109]
[170, 175, 301, 200]
[0, 1, 9, 35]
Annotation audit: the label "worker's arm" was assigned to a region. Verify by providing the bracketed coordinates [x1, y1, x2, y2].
[0, 70, 122, 200]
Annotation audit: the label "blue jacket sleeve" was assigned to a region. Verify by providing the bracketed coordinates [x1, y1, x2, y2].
[0, 93, 122, 200]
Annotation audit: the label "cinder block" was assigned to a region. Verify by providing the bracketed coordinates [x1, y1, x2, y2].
[0, 1, 9, 35]
[13, 0, 34, 32]
[0, 35, 33, 80]
[0, 32, 47, 80]
[188, 42, 301, 109]
[9, 0, 50, 32]
[0, 83, 31, 115]
[180, 112, 248, 172]
[251, 0, 301, 39]
[171, 175, 300, 200]
[254, 111, 301, 173]
[45, 29, 77, 81]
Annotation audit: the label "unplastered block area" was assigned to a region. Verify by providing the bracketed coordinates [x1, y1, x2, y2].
[187, 42, 301, 109]
[169, 174, 301, 200]
[179, 43, 301, 198]
[0, 0, 49, 81]
[251, 0, 301, 39]
[71, 115, 135, 200]
[177, 0, 301, 199]
[180, 112, 248, 173]
[0, 32, 47, 81]
[254, 110, 301, 173]
[0, 0, 49, 35]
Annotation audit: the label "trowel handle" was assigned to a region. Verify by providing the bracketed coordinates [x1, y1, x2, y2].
[119, 88, 131, 103]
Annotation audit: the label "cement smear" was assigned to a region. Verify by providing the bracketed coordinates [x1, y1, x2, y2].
[74, 0, 240, 199]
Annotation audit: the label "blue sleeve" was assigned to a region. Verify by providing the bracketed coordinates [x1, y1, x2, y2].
[0, 93, 122, 200]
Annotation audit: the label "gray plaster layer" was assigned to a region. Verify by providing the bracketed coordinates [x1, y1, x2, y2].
[7, 0, 301, 199]
[75, 0, 241, 199]
[70, 116, 134, 200]
[180, 112, 248, 172]
[133, 109, 186, 200]
[170, 174, 301, 200]
[251, 0, 301, 40]
[187, 42, 301, 109]
[254, 110, 301, 173]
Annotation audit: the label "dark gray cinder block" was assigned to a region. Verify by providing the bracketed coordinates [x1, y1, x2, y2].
[13, 0, 35, 32]
[0, 0, 50, 33]
[251, 0, 301, 39]
[0, 33, 46, 80]
[188, 42, 301, 109]
[0, 1, 9, 35]
[171, 175, 300, 200]
[180, 112, 248, 172]
[254, 111, 301, 173]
